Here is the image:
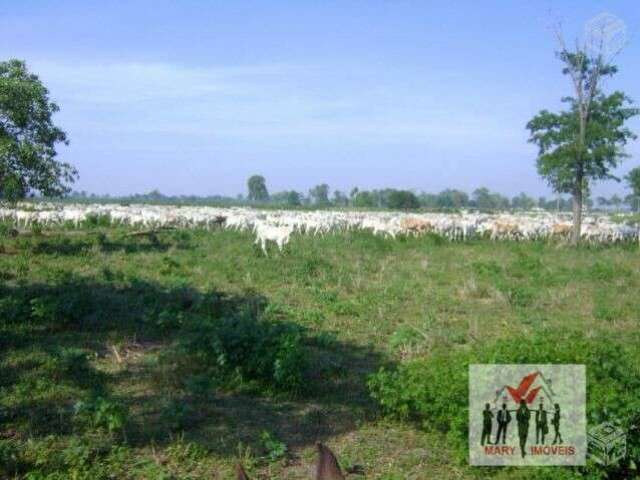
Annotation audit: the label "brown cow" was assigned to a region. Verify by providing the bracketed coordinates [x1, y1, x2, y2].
[491, 222, 520, 240]
[551, 223, 572, 238]
[400, 217, 432, 236]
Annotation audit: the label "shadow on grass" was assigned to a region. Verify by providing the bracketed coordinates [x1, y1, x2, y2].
[0, 273, 388, 460]
[26, 233, 172, 256]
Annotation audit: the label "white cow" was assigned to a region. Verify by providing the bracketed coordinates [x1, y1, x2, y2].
[253, 222, 294, 256]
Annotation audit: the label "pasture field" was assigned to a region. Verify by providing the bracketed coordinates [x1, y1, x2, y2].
[1, 224, 639, 479]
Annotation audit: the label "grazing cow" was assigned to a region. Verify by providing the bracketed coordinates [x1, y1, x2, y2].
[254, 222, 294, 256]
[490, 221, 520, 241]
[3, 202, 639, 244]
[551, 223, 572, 239]
[400, 217, 432, 236]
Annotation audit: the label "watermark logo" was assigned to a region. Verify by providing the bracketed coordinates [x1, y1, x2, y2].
[469, 364, 586, 466]
[588, 422, 627, 465]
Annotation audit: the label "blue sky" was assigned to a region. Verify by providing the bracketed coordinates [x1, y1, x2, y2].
[2, 0, 639, 198]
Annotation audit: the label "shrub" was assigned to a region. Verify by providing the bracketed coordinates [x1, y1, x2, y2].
[0, 441, 21, 477]
[0, 295, 32, 324]
[159, 398, 195, 432]
[0, 221, 13, 237]
[368, 329, 640, 475]
[472, 260, 503, 277]
[259, 431, 287, 462]
[43, 347, 94, 383]
[92, 232, 108, 250]
[83, 213, 111, 228]
[30, 290, 93, 327]
[74, 397, 129, 435]
[163, 309, 308, 395]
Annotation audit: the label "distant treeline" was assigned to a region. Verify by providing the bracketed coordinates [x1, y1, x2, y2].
[62, 182, 640, 213]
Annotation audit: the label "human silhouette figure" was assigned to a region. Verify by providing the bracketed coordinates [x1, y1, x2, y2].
[535, 403, 549, 444]
[495, 403, 511, 444]
[516, 400, 531, 458]
[481, 403, 494, 446]
[551, 403, 563, 445]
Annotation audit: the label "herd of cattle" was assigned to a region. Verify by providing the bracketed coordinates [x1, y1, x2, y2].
[1, 203, 638, 251]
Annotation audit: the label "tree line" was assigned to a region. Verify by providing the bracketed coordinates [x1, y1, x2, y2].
[66, 176, 640, 212]
[240, 174, 640, 212]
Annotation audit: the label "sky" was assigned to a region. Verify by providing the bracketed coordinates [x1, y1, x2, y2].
[1, 0, 639, 199]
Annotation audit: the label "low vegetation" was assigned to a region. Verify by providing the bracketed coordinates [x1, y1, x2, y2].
[369, 332, 640, 476]
[1, 225, 639, 478]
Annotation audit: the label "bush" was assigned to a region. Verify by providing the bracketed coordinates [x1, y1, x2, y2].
[30, 290, 93, 327]
[159, 398, 195, 432]
[74, 397, 129, 435]
[368, 329, 640, 476]
[43, 347, 94, 383]
[0, 441, 21, 477]
[260, 430, 287, 462]
[0, 221, 13, 237]
[163, 308, 309, 395]
[83, 213, 111, 228]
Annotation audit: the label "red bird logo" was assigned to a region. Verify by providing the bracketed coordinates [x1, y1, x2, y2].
[506, 372, 541, 404]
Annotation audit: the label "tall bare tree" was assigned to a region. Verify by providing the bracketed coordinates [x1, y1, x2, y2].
[527, 14, 638, 243]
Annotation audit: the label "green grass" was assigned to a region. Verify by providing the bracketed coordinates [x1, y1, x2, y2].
[0, 227, 639, 479]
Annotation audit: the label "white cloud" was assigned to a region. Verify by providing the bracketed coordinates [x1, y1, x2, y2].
[30, 60, 526, 149]
[32, 60, 306, 104]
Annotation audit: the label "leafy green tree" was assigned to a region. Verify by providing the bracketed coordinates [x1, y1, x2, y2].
[609, 194, 622, 212]
[247, 175, 269, 202]
[387, 190, 420, 210]
[624, 194, 639, 212]
[624, 167, 640, 212]
[472, 187, 493, 210]
[472, 187, 511, 210]
[372, 189, 388, 208]
[286, 190, 301, 206]
[332, 189, 347, 207]
[0, 59, 76, 202]
[372, 189, 390, 208]
[511, 192, 536, 210]
[146, 189, 164, 201]
[353, 190, 375, 208]
[418, 192, 438, 209]
[493, 193, 510, 210]
[526, 40, 638, 243]
[627, 167, 640, 196]
[309, 183, 329, 206]
[269, 191, 286, 204]
[436, 189, 469, 209]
